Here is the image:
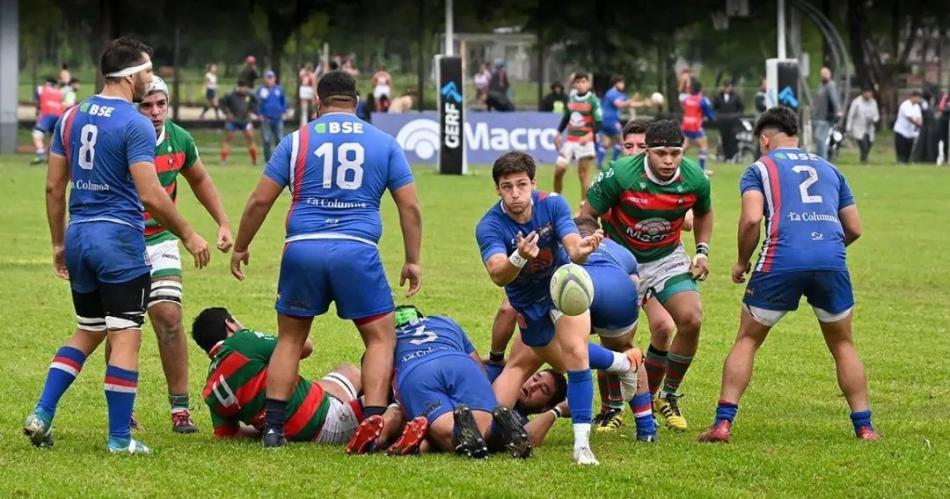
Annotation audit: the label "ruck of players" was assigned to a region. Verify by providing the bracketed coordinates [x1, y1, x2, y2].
[22, 37, 879, 466]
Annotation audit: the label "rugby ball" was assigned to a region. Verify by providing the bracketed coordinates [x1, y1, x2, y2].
[651, 92, 665, 106]
[550, 264, 595, 316]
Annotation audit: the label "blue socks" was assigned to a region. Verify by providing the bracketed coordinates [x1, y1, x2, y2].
[36, 346, 87, 423]
[567, 370, 594, 425]
[699, 150, 708, 170]
[629, 392, 656, 437]
[104, 365, 138, 444]
[715, 400, 739, 424]
[850, 409, 873, 433]
[587, 343, 617, 371]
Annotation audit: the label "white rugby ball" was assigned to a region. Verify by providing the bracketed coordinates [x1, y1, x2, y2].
[550, 264, 595, 316]
[651, 92, 665, 106]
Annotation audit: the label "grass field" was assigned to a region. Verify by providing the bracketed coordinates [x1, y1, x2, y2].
[1, 149, 949, 498]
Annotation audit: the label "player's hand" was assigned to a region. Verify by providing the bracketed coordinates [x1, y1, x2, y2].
[231, 248, 249, 281]
[400, 262, 422, 298]
[691, 253, 710, 281]
[731, 260, 751, 284]
[577, 230, 605, 258]
[52, 244, 69, 280]
[516, 231, 541, 260]
[183, 233, 211, 269]
[216, 224, 234, 253]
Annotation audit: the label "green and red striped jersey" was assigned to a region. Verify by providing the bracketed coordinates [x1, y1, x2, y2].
[144, 120, 199, 244]
[563, 92, 602, 142]
[202, 329, 330, 441]
[587, 154, 711, 262]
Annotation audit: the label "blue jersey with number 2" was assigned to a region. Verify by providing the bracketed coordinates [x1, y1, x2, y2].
[264, 113, 414, 244]
[51, 95, 156, 230]
[740, 148, 854, 273]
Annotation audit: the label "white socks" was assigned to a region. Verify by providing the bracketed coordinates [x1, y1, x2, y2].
[573, 423, 591, 450]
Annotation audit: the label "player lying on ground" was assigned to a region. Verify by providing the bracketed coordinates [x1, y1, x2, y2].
[110, 76, 232, 433]
[231, 70, 422, 449]
[383, 306, 533, 459]
[582, 119, 713, 432]
[190, 307, 404, 447]
[477, 151, 650, 465]
[698, 106, 880, 443]
[24, 37, 210, 454]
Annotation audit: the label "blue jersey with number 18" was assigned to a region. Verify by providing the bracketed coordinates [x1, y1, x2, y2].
[50, 95, 156, 230]
[740, 147, 855, 273]
[264, 112, 414, 245]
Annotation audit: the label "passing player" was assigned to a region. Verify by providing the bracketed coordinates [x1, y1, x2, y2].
[134, 76, 233, 432]
[699, 107, 879, 443]
[679, 80, 716, 173]
[477, 151, 651, 465]
[189, 307, 404, 446]
[219, 82, 259, 164]
[31, 78, 65, 165]
[583, 119, 713, 432]
[387, 306, 531, 458]
[230, 70, 422, 449]
[554, 72, 602, 204]
[23, 37, 210, 454]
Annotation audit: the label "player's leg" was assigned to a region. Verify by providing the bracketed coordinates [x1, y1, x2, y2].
[696, 134, 711, 172]
[264, 312, 314, 446]
[243, 126, 258, 165]
[655, 287, 701, 430]
[31, 126, 47, 163]
[554, 143, 572, 194]
[698, 305, 774, 443]
[808, 270, 878, 440]
[314, 363, 367, 446]
[220, 127, 233, 163]
[490, 296, 518, 360]
[642, 297, 676, 397]
[577, 155, 593, 202]
[598, 328, 655, 441]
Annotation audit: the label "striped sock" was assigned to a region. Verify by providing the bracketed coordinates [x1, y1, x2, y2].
[644, 345, 668, 396]
[567, 370, 594, 425]
[630, 392, 656, 436]
[715, 400, 739, 424]
[36, 346, 87, 422]
[169, 393, 190, 414]
[662, 352, 694, 395]
[104, 365, 138, 444]
[597, 371, 624, 411]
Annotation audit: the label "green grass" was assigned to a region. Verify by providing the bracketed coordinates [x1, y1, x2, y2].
[0, 147, 948, 498]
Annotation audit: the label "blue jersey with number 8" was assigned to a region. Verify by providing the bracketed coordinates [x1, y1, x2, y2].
[51, 95, 156, 230]
[263, 113, 414, 245]
[740, 147, 854, 273]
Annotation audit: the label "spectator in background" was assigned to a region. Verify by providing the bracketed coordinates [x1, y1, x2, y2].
[712, 79, 744, 161]
[342, 57, 360, 77]
[474, 63, 491, 105]
[238, 55, 260, 88]
[914, 88, 939, 163]
[257, 70, 288, 162]
[812, 66, 842, 158]
[201, 63, 220, 119]
[540, 82, 568, 113]
[487, 58, 514, 111]
[371, 67, 393, 112]
[846, 87, 879, 163]
[893, 90, 923, 164]
[58, 63, 71, 87]
[298, 63, 316, 123]
[754, 78, 768, 115]
[938, 89, 950, 163]
[219, 82, 259, 165]
[62, 78, 80, 108]
[388, 88, 416, 113]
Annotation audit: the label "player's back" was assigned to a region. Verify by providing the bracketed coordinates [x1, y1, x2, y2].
[394, 315, 476, 376]
[602, 88, 625, 122]
[585, 238, 639, 332]
[744, 148, 854, 272]
[55, 96, 156, 230]
[584, 237, 638, 274]
[267, 112, 413, 244]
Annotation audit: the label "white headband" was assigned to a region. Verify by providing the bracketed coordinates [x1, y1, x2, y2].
[105, 60, 153, 78]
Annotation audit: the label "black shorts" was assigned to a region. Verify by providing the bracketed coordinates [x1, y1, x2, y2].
[72, 272, 150, 332]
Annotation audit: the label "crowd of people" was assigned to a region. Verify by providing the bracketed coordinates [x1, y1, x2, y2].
[22, 37, 886, 468]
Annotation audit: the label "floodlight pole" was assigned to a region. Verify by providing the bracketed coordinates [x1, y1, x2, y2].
[445, 0, 454, 56]
[777, 0, 787, 58]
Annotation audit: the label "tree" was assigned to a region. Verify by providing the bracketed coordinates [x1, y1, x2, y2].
[256, 0, 325, 82]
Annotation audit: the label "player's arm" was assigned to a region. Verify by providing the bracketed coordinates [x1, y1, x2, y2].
[582, 168, 620, 219]
[592, 98, 603, 130]
[837, 174, 861, 246]
[555, 196, 602, 263]
[483, 252, 526, 287]
[181, 159, 233, 252]
[230, 175, 282, 280]
[702, 98, 717, 121]
[734, 190, 764, 283]
[391, 183, 422, 297]
[45, 152, 70, 279]
[525, 400, 568, 447]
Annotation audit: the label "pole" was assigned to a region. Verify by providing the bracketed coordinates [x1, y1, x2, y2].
[445, 0, 453, 56]
[417, 0, 425, 111]
[777, 0, 787, 59]
[172, 24, 181, 121]
[0, 0, 19, 153]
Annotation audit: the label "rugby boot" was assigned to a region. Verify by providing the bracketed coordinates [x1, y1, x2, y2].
[453, 405, 488, 459]
[491, 406, 532, 458]
[386, 416, 428, 456]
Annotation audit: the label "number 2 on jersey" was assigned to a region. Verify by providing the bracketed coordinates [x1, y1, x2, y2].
[314, 142, 364, 190]
[405, 325, 438, 345]
[792, 165, 823, 204]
